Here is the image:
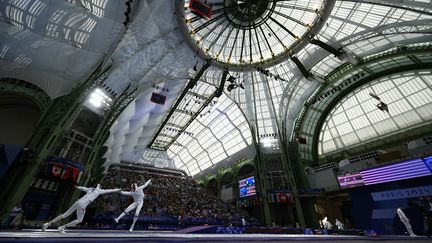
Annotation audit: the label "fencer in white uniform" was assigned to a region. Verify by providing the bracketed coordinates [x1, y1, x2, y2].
[397, 208, 416, 236]
[335, 219, 344, 229]
[115, 179, 152, 232]
[42, 184, 120, 233]
[322, 217, 333, 229]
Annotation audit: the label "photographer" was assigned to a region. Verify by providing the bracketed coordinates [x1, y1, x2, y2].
[419, 197, 432, 237]
[8, 204, 28, 229]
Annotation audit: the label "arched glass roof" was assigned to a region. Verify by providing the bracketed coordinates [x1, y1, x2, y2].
[319, 71, 432, 155]
[167, 93, 252, 175]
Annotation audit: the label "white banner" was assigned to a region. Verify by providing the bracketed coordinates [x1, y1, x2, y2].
[371, 185, 432, 201]
[221, 187, 233, 202]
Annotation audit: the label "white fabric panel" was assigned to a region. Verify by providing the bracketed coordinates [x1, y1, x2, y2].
[101, 0, 196, 167]
[0, 0, 125, 98]
[104, 0, 195, 95]
[103, 78, 188, 165]
[67, 0, 127, 21]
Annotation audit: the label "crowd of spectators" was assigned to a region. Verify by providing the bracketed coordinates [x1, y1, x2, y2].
[90, 166, 252, 226]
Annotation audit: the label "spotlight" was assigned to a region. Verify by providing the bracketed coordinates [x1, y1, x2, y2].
[227, 83, 238, 92]
[370, 92, 389, 112]
[261, 137, 277, 148]
[377, 102, 389, 112]
[86, 88, 112, 111]
[227, 76, 236, 83]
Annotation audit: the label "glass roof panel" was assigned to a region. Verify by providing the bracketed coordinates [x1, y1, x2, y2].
[168, 92, 252, 175]
[319, 71, 432, 155]
[149, 78, 218, 150]
[321, 1, 430, 41]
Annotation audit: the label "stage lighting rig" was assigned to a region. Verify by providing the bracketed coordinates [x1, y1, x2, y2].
[226, 73, 245, 92]
[369, 92, 389, 113]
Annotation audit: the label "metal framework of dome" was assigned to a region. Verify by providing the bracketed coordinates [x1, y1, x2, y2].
[177, 0, 331, 69]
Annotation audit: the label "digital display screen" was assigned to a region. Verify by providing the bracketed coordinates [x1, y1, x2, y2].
[150, 92, 166, 105]
[239, 176, 256, 198]
[423, 155, 432, 172]
[360, 158, 431, 185]
[189, 0, 212, 18]
[337, 157, 432, 189]
[337, 173, 365, 189]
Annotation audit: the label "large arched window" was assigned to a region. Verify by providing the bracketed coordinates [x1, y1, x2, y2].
[319, 71, 432, 155]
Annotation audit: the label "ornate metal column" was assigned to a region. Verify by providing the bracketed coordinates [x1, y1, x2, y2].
[0, 64, 106, 223]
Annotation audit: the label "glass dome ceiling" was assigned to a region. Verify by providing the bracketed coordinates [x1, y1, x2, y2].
[179, 0, 327, 68]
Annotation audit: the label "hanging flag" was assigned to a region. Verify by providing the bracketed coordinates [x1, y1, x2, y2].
[71, 167, 80, 182]
[252, 198, 258, 206]
[277, 193, 288, 203]
[61, 166, 73, 180]
[268, 193, 293, 203]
